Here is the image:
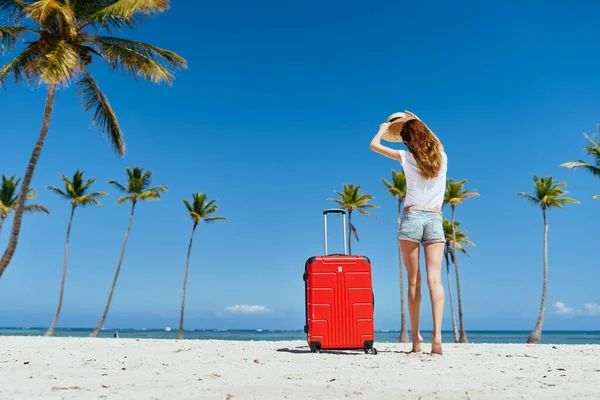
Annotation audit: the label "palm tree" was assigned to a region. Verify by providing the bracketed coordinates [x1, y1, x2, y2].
[517, 176, 578, 344]
[381, 170, 409, 343]
[89, 166, 166, 337]
[328, 184, 378, 255]
[178, 193, 226, 340]
[0, 174, 49, 235]
[43, 170, 106, 337]
[560, 127, 600, 199]
[443, 218, 474, 343]
[0, 0, 187, 279]
[444, 178, 479, 343]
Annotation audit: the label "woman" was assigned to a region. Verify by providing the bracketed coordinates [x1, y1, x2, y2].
[369, 110, 447, 355]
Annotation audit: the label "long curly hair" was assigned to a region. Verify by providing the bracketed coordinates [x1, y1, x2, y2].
[400, 119, 443, 179]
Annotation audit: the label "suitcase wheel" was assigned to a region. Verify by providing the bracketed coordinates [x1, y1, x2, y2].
[364, 347, 378, 355]
[309, 344, 321, 353]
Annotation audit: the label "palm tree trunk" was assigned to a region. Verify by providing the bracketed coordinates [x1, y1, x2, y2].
[527, 208, 548, 344]
[347, 209, 352, 255]
[0, 217, 4, 236]
[451, 206, 468, 343]
[397, 200, 409, 343]
[89, 202, 136, 337]
[0, 85, 57, 279]
[44, 206, 76, 337]
[445, 247, 459, 343]
[178, 223, 198, 340]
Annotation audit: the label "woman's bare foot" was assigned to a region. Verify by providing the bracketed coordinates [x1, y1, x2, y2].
[431, 334, 443, 355]
[411, 334, 424, 353]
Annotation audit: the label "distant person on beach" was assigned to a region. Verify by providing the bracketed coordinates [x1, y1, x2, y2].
[369, 110, 447, 355]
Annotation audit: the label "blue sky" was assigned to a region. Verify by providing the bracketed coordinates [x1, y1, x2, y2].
[1, 0, 599, 332]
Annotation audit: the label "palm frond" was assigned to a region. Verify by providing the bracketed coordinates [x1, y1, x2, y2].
[108, 180, 127, 193]
[519, 176, 579, 210]
[90, 36, 184, 84]
[350, 222, 359, 241]
[381, 170, 407, 200]
[138, 185, 166, 201]
[516, 192, 540, 205]
[77, 70, 125, 156]
[76, 191, 107, 206]
[0, 44, 40, 86]
[29, 39, 79, 85]
[0, 0, 29, 22]
[445, 178, 480, 206]
[116, 195, 133, 204]
[554, 197, 579, 206]
[47, 185, 68, 199]
[87, 0, 169, 30]
[357, 209, 375, 218]
[204, 216, 226, 223]
[24, 187, 38, 200]
[183, 199, 193, 213]
[91, 36, 186, 69]
[564, 161, 600, 177]
[24, 0, 75, 27]
[593, 194, 600, 199]
[184, 192, 226, 224]
[0, 26, 28, 54]
[442, 218, 475, 257]
[327, 198, 345, 207]
[23, 203, 49, 214]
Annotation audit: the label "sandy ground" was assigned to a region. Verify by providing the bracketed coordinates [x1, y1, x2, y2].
[0, 337, 599, 399]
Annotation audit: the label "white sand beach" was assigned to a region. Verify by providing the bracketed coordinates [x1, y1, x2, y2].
[1, 337, 599, 399]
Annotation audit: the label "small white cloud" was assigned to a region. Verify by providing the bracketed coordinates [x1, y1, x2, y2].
[584, 303, 600, 316]
[225, 305, 272, 314]
[553, 301, 581, 316]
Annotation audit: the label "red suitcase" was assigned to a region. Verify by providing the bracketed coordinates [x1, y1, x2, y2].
[303, 208, 377, 354]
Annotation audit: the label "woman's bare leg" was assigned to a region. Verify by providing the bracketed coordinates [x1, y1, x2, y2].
[400, 240, 423, 352]
[423, 242, 445, 355]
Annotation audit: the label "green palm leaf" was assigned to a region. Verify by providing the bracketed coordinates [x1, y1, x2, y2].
[110, 166, 166, 205]
[560, 128, 600, 199]
[0, 26, 29, 53]
[0, 174, 48, 217]
[0, 44, 40, 85]
[77, 70, 125, 155]
[328, 183, 377, 251]
[30, 39, 79, 85]
[381, 170, 407, 201]
[183, 193, 226, 225]
[23, 203, 49, 214]
[47, 170, 107, 207]
[91, 37, 176, 84]
[517, 175, 579, 210]
[444, 178, 480, 207]
[443, 218, 474, 257]
[0, 0, 29, 22]
[88, 0, 169, 29]
[89, 36, 187, 83]
[24, 0, 75, 26]
[1, 0, 186, 152]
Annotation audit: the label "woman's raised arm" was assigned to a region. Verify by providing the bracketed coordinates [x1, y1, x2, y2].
[369, 122, 402, 161]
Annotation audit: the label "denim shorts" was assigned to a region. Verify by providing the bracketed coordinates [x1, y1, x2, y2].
[398, 209, 445, 244]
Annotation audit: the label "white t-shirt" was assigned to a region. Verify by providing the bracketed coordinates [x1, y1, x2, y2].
[398, 150, 447, 210]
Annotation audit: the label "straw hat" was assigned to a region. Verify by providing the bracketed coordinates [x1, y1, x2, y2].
[381, 112, 413, 142]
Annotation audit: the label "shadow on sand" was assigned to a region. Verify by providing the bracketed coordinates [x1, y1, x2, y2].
[276, 347, 367, 356]
[276, 346, 422, 356]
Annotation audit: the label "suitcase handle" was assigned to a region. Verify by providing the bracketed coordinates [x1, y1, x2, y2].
[323, 208, 347, 255]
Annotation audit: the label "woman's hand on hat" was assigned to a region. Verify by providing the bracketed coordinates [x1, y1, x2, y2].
[378, 122, 389, 135]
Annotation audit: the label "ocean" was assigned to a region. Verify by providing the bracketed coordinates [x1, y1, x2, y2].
[1, 328, 599, 344]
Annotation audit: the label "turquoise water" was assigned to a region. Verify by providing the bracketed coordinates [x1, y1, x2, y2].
[1, 328, 599, 344]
